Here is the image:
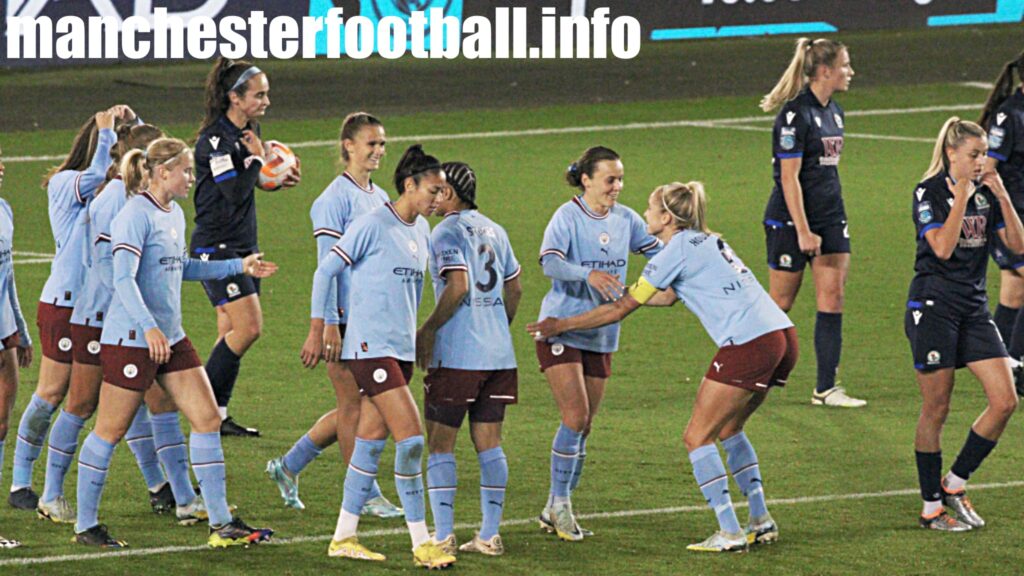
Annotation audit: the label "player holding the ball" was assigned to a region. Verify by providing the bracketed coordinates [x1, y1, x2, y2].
[192, 57, 300, 437]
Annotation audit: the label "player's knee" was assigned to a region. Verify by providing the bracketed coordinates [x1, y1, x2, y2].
[190, 412, 222, 434]
[237, 322, 262, 346]
[562, 411, 589, 434]
[65, 397, 96, 420]
[991, 393, 1018, 421]
[772, 293, 795, 312]
[921, 400, 951, 424]
[682, 429, 712, 453]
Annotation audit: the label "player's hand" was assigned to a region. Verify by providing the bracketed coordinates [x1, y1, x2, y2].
[980, 170, 1008, 201]
[95, 108, 118, 130]
[797, 230, 822, 257]
[946, 176, 976, 204]
[587, 270, 624, 301]
[301, 322, 325, 369]
[281, 157, 301, 189]
[242, 253, 278, 278]
[17, 345, 32, 368]
[241, 130, 264, 159]
[145, 328, 171, 364]
[526, 317, 563, 340]
[323, 324, 342, 363]
[415, 327, 435, 371]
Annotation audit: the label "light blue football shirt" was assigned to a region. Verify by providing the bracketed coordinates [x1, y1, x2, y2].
[103, 192, 242, 349]
[538, 196, 662, 353]
[428, 210, 521, 370]
[641, 230, 792, 347]
[72, 179, 129, 327]
[310, 203, 430, 362]
[0, 199, 30, 348]
[40, 128, 116, 307]
[310, 172, 390, 324]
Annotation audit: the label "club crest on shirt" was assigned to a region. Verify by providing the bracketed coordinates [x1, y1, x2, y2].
[779, 127, 796, 151]
[989, 127, 1005, 150]
[779, 254, 792, 268]
[834, 113, 844, 129]
[926, 350, 941, 365]
[598, 232, 611, 245]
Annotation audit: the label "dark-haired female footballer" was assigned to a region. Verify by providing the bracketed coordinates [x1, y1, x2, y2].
[42, 123, 207, 527]
[0, 144, 34, 550]
[907, 118, 1022, 532]
[270, 112, 400, 518]
[416, 162, 523, 556]
[529, 181, 795, 553]
[40, 122, 197, 524]
[535, 146, 661, 541]
[72, 138, 277, 548]
[980, 50, 1024, 391]
[192, 57, 300, 437]
[760, 37, 863, 408]
[9, 105, 133, 511]
[301, 145, 455, 569]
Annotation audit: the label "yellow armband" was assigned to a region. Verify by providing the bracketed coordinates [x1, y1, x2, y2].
[628, 276, 658, 305]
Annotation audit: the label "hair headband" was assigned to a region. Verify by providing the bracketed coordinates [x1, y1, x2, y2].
[229, 66, 262, 93]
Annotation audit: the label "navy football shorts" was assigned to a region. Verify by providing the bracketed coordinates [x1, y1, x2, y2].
[190, 245, 261, 307]
[904, 298, 1007, 371]
[989, 229, 1024, 271]
[764, 220, 850, 272]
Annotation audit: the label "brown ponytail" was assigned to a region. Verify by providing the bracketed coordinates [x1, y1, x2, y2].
[979, 50, 1024, 130]
[197, 57, 262, 138]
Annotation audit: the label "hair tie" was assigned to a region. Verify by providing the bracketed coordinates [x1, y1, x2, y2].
[229, 66, 262, 93]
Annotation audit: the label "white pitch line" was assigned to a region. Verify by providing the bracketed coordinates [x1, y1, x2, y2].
[713, 124, 935, 143]
[2, 479, 1021, 567]
[3, 103, 983, 164]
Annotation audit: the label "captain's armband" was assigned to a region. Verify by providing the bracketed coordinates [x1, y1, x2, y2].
[628, 276, 659, 305]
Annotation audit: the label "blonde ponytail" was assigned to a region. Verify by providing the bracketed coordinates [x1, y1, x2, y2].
[760, 38, 847, 112]
[657, 181, 714, 236]
[922, 117, 987, 180]
[120, 137, 191, 196]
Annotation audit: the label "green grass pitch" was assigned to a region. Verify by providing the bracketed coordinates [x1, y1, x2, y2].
[1, 31, 1023, 576]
